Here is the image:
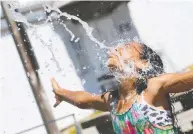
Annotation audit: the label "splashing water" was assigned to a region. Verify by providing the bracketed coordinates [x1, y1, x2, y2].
[8, 1, 109, 70]
[59, 22, 75, 41]
[105, 39, 142, 80]
[43, 3, 108, 49]
[8, 2, 67, 73]
[7, 1, 163, 83]
[74, 38, 80, 43]
[8, 2, 36, 28]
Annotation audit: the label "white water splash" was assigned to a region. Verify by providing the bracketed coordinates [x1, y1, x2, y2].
[106, 39, 164, 81]
[43, 4, 108, 49]
[81, 79, 86, 85]
[8, 1, 109, 72]
[7, 2, 64, 72]
[74, 38, 80, 43]
[7, 1, 163, 83]
[59, 22, 75, 41]
[106, 40, 138, 79]
[31, 28, 63, 72]
[8, 2, 36, 28]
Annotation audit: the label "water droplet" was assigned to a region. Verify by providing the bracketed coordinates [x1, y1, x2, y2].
[74, 38, 80, 43]
[83, 66, 86, 70]
[45, 62, 49, 68]
[81, 79, 86, 85]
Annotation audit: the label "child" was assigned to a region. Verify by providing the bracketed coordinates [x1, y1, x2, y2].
[51, 42, 193, 134]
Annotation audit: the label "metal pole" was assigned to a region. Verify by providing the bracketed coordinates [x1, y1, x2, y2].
[72, 114, 82, 134]
[1, 2, 60, 134]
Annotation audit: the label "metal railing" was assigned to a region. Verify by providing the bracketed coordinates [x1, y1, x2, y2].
[15, 114, 82, 134]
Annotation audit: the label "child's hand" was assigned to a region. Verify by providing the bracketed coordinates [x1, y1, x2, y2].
[51, 78, 63, 108]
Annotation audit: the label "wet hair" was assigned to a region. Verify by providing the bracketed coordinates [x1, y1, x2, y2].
[135, 43, 164, 94]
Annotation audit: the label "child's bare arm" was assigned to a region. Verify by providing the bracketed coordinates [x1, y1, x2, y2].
[51, 78, 110, 111]
[158, 71, 193, 93]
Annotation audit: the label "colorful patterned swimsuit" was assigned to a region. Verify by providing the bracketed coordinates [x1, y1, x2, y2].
[111, 92, 177, 134]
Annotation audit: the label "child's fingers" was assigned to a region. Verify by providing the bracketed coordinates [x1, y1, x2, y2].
[51, 77, 60, 89]
[53, 100, 61, 108]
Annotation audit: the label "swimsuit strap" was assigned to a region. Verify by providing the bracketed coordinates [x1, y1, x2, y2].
[111, 94, 138, 115]
[134, 94, 138, 103]
[110, 97, 118, 110]
[141, 91, 145, 103]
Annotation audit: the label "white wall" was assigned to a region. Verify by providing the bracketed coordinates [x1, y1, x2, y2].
[0, 24, 93, 134]
[0, 35, 47, 134]
[128, 1, 193, 71]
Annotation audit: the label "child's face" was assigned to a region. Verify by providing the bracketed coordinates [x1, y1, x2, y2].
[107, 42, 146, 76]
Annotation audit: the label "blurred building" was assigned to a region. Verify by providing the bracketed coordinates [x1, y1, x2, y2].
[1, 1, 193, 134]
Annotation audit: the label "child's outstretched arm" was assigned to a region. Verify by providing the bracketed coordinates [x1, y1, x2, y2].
[158, 70, 193, 93]
[51, 78, 110, 111]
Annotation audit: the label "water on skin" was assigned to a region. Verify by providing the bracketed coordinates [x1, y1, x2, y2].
[7, 3, 191, 131]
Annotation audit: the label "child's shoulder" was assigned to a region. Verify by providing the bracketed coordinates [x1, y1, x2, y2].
[147, 76, 164, 95]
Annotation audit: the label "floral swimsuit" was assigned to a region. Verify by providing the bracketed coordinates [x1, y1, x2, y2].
[110, 91, 177, 134]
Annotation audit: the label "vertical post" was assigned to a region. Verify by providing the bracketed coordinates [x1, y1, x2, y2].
[1, 2, 60, 134]
[73, 114, 82, 134]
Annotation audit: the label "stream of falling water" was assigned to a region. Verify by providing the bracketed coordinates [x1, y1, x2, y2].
[7, 1, 171, 83]
[7, 1, 110, 75]
[43, 3, 108, 49]
[5, 2, 192, 132]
